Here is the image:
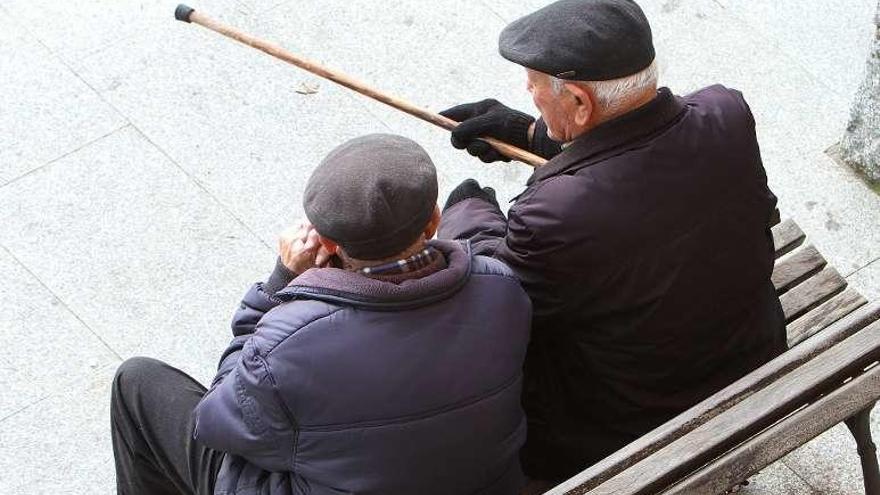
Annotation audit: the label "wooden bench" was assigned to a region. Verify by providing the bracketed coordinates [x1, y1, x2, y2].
[545, 216, 879, 495]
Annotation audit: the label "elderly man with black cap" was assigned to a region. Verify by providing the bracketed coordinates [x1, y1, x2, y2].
[109, 134, 532, 495]
[439, 0, 787, 484]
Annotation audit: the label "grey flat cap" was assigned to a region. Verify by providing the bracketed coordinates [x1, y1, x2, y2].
[303, 134, 438, 260]
[499, 0, 654, 81]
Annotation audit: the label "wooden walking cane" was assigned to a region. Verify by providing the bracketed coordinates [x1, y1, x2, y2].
[174, 4, 548, 168]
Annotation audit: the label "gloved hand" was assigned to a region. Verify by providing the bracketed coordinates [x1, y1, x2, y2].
[444, 179, 499, 212]
[440, 99, 535, 163]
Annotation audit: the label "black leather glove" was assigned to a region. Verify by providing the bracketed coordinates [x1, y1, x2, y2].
[444, 179, 499, 212]
[440, 99, 535, 163]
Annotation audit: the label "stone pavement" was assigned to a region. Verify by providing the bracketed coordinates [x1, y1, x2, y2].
[0, 0, 877, 493]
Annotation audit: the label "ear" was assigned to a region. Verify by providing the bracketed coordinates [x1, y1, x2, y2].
[316, 234, 340, 255]
[564, 82, 594, 127]
[424, 205, 441, 240]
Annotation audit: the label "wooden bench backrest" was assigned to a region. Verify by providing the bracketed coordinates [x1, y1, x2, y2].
[770, 220, 867, 344]
[566, 317, 880, 495]
[665, 348, 880, 493]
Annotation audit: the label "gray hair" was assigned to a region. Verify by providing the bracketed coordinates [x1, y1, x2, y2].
[551, 60, 659, 114]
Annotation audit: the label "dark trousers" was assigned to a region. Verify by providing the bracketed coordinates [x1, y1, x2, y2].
[111, 357, 224, 495]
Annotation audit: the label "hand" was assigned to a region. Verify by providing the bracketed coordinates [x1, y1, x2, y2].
[278, 220, 334, 274]
[444, 179, 499, 212]
[440, 99, 535, 163]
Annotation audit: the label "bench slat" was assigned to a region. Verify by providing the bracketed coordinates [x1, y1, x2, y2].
[772, 244, 826, 293]
[772, 219, 805, 258]
[662, 363, 880, 495]
[548, 301, 880, 495]
[787, 287, 868, 347]
[779, 266, 846, 322]
[577, 319, 880, 495]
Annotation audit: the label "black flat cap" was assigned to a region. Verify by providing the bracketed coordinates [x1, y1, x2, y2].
[499, 0, 654, 81]
[303, 134, 438, 260]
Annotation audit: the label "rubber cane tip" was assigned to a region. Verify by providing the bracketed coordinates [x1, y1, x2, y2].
[175, 4, 195, 22]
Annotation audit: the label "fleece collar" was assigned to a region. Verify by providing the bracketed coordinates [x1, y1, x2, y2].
[274, 240, 472, 311]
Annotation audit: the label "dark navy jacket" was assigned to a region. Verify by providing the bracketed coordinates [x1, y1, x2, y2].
[193, 240, 531, 494]
[439, 86, 787, 480]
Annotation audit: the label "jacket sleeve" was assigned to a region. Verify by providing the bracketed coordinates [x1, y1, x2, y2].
[212, 282, 284, 386]
[191, 282, 295, 473]
[725, 87, 779, 258]
[438, 197, 508, 257]
[193, 293, 296, 472]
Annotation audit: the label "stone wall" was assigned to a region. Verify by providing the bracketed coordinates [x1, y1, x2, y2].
[840, 1, 880, 184]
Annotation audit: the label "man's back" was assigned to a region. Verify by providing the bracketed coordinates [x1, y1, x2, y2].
[440, 85, 787, 480]
[193, 241, 532, 494]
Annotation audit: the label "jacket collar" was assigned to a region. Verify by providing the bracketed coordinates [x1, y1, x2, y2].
[275, 240, 472, 311]
[527, 87, 686, 185]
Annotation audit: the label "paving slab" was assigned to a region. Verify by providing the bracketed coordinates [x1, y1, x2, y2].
[0, 10, 125, 186]
[0, 0, 220, 70]
[849, 258, 880, 302]
[785, 151, 880, 280]
[0, 356, 43, 421]
[235, 0, 290, 15]
[644, 0, 846, 142]
[0, 126, 272, 385]
[477, 0, 554, 23]
[739, 461, 818, 494]
[0, 364, 118, 495]
[781, 420, 870, 495]
[73, 6, 389, 245]
[481, 0, 689, 25]
[715, 0, 877, 107]
[0, 246, 118, 418]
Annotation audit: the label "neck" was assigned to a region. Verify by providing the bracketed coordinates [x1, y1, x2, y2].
[342, 238, 428, 271]
[595, 87, 658, 126]
[569, 86, 659, 142]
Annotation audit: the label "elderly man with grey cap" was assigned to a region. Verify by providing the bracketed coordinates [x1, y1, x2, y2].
[109, 134, 532, 495]
[439, 0, 787, 483]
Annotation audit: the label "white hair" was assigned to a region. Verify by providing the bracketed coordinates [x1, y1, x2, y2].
[551, 60, 659, 114]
